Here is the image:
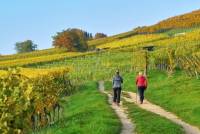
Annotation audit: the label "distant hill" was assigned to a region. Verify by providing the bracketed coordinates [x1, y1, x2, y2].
[134, 9, 200, 33]
[89, 9, 200, 48]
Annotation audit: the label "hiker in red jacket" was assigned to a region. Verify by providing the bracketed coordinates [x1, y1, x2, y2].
[136, 71, 148, 104]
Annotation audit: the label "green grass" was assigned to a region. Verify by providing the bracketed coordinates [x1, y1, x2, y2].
[124, 100, 184, 134]
[38, 82, 121, 134]
[119, 70, 200, 129]
[146, 70, 200, 128]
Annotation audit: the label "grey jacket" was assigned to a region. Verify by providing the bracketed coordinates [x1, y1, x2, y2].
[112, 75, 123, 88]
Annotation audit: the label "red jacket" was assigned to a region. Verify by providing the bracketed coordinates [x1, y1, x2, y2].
[136, 75, 147, 88]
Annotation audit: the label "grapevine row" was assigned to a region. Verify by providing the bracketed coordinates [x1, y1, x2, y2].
[0, 68, 74, 133]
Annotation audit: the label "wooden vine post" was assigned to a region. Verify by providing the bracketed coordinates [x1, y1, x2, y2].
[142, 45, 154, 76]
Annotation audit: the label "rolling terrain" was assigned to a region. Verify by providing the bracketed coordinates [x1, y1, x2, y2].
[0, 9, 200, 134]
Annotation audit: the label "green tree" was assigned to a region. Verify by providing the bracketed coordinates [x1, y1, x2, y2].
[83, 31, 93, 40]
[15, 40, 37, 53]
[94, 33, 107, 39]
[52, 28, 88, 52]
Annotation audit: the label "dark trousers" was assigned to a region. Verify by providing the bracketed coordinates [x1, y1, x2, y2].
[113, 87, 121, 103]
[138, 86, 146, 103]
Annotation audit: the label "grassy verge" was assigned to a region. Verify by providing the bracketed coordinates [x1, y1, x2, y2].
[123, 100, 184, 134]
[146, 70, 200, 128]
[38, 82, 121, 134]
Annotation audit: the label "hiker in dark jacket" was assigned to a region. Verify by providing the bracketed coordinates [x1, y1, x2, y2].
[136, 71, 148, 104]
[113, 71, 123, 106]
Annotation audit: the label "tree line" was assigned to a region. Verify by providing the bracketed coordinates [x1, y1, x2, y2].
[14, 28, 107, 53]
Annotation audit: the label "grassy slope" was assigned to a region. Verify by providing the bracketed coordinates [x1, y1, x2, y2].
[116, 70, 200, 128]
[124, 100, 184, 134]
[39, 82, 121, 134]
[146, 71, 200, 128]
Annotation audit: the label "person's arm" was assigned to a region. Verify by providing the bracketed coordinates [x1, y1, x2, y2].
[121, 77, 123, 83]
[112, 77, 114, 86]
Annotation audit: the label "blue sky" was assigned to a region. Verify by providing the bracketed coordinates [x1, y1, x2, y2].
[1, 0, 200, 55]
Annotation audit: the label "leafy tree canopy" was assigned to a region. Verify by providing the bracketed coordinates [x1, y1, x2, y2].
[52, 28, 91, 51]
[15, 40, 37, 53]
[94, 33, 107, 39]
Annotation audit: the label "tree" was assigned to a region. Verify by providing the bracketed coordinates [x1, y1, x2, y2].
[94, 33, 107, 39]
[83, 31, 93, 40]
[52, 28, 88, 51]
[15, 40, 37, 53]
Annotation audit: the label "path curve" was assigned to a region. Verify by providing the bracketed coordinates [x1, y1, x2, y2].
[123, 91, 200, 134]
[98, 81, 135, 134]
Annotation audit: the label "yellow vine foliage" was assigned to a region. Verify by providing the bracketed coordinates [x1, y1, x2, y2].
[153, 29, 200, 47]
[0, 48, 67, 61]
[97, 34, 167, 49]
[0, 70, 7, 77]
[134, 9, 200, 33]
[0, 52, 94, 69]
[0, 67, 72, 133]
[0, 67, 71, 78]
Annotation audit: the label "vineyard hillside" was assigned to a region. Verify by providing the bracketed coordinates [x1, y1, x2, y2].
[134, 9, 200, 33]
[0, 8, 200, 134]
